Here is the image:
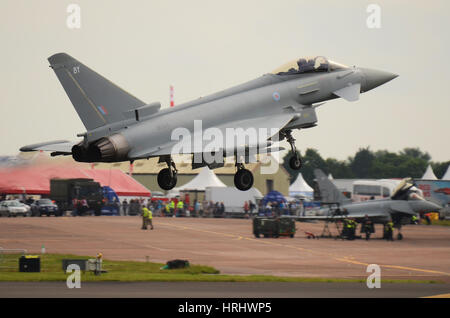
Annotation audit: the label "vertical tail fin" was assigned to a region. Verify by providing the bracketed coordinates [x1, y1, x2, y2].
[313, 169, 351, 204]
[48, 53, 145, 130]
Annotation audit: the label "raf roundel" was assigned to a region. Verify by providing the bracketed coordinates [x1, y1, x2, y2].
[272, 92, 281, 102]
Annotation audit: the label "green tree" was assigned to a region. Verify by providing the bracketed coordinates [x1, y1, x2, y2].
[431, 161, 450, 179]
[400, 148, 431, 162]
[350, 147, 374, 178]
[282, 146, 447, 187]
[325, 158, 353, 179]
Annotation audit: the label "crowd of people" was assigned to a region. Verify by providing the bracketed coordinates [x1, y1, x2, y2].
[256, 200, 303, 217]
[116, 197, 304, 219]
[0, 193, 302, 218]
[121, 198, 227, 218]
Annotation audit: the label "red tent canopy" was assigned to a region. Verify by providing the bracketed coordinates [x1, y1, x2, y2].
[0, 165, 150, 197]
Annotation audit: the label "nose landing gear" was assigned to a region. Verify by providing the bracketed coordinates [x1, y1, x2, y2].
[283, 130, 302, 170]
[157, 156, 178, 190]
[234, 163, 254, 191]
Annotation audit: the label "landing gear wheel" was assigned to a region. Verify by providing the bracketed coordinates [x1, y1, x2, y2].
[397, 233, 403, 240]
[234, 169, 254, 191]
[289, 156, 302, 170]
[283, 130, 302, 170]
[157, 168, 178, 190]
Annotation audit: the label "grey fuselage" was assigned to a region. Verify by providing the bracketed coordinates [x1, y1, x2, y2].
[316, 198, 441, 226]
[84, 68, 365, 161]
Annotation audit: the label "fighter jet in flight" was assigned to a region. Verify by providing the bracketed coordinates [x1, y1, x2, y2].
[299, 169, 442, 239]
[21, 54, 397, 191]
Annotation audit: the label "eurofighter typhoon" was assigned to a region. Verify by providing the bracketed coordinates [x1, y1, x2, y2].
[301, 169, 442, 239]
[21, 54, 397, 191]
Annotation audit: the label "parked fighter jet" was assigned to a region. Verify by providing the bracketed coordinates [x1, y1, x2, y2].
[299, 169, 442, 239]
[21, 54, 397, 191]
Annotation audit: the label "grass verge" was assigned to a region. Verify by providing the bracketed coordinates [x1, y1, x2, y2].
[0, 254, 443, 284]
[431, 219, 450, 227]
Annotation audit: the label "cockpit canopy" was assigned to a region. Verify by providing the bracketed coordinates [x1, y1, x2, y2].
[272, 56, 349, 75]
[391, 178, 425, 201]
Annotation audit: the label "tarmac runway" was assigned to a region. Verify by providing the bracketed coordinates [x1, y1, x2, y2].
[1, 217, 450, 283]
[1, 281, 449, 298]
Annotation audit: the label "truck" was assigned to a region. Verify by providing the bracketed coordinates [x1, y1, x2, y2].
[414, 179, 450, 219]
[253, 216, 296, 238]
[50, 178, 103, 216]
[205, 186, 263, 217]
[100, 186, 120, 216]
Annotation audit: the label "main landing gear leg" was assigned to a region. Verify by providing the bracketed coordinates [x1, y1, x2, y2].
[234, 162, 254, 191]
[157, 156, 178, 190]
[284, 130, 302, 170]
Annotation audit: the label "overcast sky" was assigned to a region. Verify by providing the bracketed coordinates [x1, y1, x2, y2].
[1, 0, 449, 162]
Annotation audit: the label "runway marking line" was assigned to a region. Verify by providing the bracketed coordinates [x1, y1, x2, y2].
[157, 221, 450, 277]
[423, 293, 450, 298]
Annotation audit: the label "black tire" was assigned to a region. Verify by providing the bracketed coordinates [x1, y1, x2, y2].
[157, 168, 177, 190]
[289, 156, 302, 170]
[234, 169, 254, 191]
[254, 232, 260, 238]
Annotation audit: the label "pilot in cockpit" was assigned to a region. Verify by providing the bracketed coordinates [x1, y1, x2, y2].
[297, 58, 307, 72]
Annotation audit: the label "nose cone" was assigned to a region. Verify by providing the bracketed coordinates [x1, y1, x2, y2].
[411, 200, 442, 213]
[360, 68, 398, 92]
[423, 200, 443, 212]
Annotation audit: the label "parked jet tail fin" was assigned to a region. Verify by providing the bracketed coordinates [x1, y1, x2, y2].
[48, 53, 146, 130]
[313, 169, 351, 204]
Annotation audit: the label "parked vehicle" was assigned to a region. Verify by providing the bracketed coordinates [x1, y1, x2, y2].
[19, 202, 31, 214]
[414, 179, 450, 220]
[31, 198, 61, 217]
[100, 186, 120, 216]
[0, 200, 30, 217]
[253, 216, 296, 238]
[50, 178, 103, 215]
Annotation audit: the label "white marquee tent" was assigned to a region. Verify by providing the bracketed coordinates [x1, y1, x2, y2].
[289, 172, 314, 198]
[422, 165, 438, 180]
[177, 167, 226, 191]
